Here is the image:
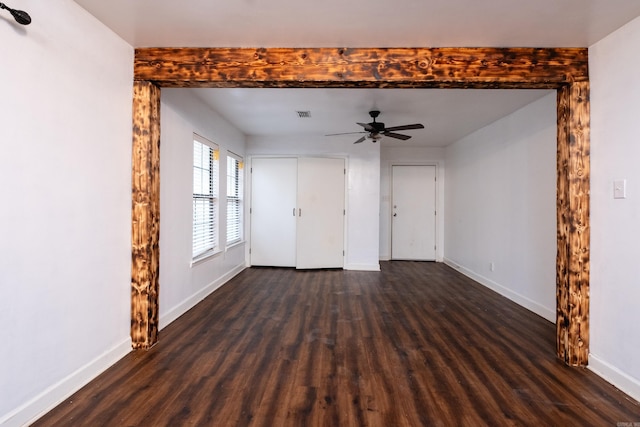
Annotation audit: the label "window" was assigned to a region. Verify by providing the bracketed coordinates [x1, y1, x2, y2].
[192, 135, 219, 259]
[226, 152, 243, 245]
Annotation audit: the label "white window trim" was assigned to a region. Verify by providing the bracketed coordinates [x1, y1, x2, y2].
[190, 248, 223, 267]
[226, 151, 244, 247]
[192, 133, 219, 261]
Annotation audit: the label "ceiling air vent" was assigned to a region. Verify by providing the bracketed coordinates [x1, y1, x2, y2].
[296, 110, 311, 118]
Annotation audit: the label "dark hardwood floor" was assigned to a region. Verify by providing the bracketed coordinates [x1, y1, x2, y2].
[33, 262, 639, 426]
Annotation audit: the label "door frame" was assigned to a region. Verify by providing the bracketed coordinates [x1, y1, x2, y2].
[389, 163, 439, 262]
[130, 47, 590, 367]
[246, 155, 349, 269]
[296, 157, 346, 269]
[248, 157, 298, 267]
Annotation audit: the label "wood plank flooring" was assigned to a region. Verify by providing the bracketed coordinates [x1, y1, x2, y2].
[33, 262, 640, 426]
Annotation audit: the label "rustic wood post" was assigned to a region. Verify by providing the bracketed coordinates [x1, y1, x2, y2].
[131, 80, 161, 350]
[556, 82, 590, 366]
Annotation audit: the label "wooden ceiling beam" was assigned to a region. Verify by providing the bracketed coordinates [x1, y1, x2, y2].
[134, 47, 588, 89]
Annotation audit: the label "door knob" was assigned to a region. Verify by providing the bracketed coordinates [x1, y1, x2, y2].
[393, 213, 397, 217]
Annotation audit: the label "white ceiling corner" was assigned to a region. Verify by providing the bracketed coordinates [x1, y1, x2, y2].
[74, 0, 640, 146]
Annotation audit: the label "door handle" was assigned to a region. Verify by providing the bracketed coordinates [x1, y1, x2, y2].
[299, 208, 302, 217]
[293, 208, 296, 216]
[393, 213, 397, 217]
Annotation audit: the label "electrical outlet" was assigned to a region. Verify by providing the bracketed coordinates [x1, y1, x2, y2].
[490, 262, 495, 272]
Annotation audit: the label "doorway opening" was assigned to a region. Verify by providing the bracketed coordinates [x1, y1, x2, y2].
[130, 47, 590, 366]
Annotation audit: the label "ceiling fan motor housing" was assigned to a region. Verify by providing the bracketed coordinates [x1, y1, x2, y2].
[370, 122, 385, 132]
[368, 110, 385, 131]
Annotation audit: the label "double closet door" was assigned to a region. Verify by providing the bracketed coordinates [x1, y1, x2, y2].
[250, 157, 345, 269]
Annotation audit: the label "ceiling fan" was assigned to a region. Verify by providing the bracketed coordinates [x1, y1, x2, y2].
[326, 110, 425, 144]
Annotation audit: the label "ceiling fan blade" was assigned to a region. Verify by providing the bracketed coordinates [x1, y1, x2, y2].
[325, 131, 367, 136]
[357, 122, 375, 132]
[384, 124, 425, 132]
[383, 132, 412, 140]
[353, 136, 367, 144]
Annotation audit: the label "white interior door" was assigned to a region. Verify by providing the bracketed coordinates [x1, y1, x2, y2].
[392, 165, 436, 260]
[296, 157, 345, 269]
[250, 158, 297, 267]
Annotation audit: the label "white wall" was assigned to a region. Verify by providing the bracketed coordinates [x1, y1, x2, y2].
[380, 146, 446, 261]
[444, 93, 557, 322]
[246, 136, 381, 271]
[588, 15, 640, 401]
[1, 4, 637, 422]
[159, 89, 247, 328]
[0, 3, 134, 426]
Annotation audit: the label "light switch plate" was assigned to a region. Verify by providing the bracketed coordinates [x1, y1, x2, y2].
[614, 179, 627, 199]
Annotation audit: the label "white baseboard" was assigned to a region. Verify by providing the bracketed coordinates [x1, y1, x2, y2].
[442, 257, 555, 323]
[1, 338, 131, 427]
[3, 264, 247, 427]
[588, 354, 640, 403]
[344, 263, 381, 271]
[379, 257, 443, 263]
[160, 262, 246, 330]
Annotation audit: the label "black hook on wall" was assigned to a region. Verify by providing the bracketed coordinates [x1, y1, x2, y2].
[0, 2, 31, 25]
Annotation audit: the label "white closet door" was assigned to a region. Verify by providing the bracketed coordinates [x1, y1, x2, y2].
[391, 165, 437, 260]
[296, 157, 345, 269]
[250, 158, 297, 267]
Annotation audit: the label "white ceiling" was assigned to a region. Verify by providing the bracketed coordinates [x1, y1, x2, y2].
[75, 0, 640, 146]
[186, 88, 552, 146]
[75, 0, 640, 48]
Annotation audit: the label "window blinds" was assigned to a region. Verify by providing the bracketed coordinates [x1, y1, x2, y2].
[193, 136, 219, 258]
[226, 152, 243, 245]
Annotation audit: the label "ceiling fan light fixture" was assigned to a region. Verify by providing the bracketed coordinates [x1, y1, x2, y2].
[326, 110, 424, 144]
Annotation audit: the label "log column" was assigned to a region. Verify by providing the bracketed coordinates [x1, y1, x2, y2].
[131, 81, 161, 349]
[556, 82, 590, 366]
